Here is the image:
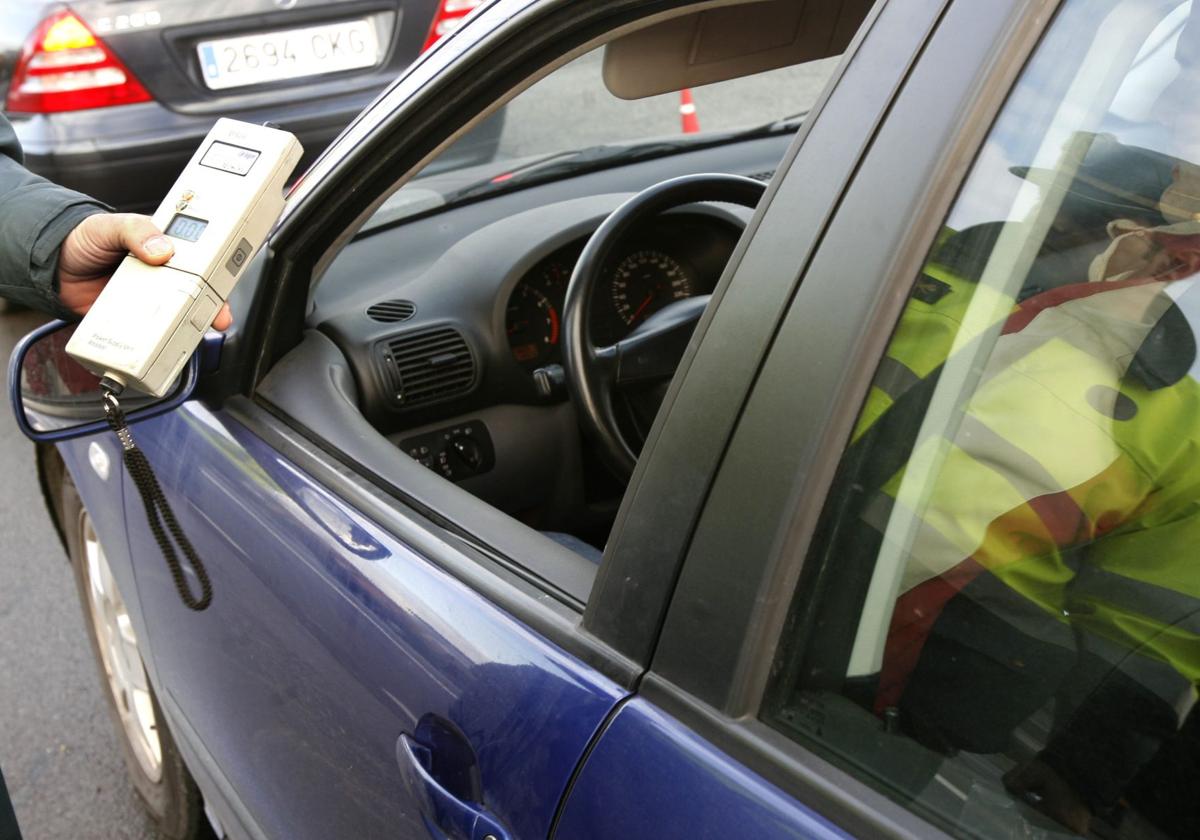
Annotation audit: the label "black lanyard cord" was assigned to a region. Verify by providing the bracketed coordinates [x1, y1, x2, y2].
[100, 382, 212, 611]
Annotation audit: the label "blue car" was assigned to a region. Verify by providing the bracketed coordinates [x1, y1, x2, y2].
[12, 0, 1200, 838]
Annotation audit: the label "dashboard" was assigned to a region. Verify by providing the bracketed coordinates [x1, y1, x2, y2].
[293, 137, 788, 519]
[316, 193, 750, 435]
[307, 193, 747, 510]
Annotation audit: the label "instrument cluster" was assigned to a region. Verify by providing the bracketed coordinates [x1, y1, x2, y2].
[504, 215, 742, 370]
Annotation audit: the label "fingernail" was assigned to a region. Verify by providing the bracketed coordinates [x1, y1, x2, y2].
[145, 235, 173, 256]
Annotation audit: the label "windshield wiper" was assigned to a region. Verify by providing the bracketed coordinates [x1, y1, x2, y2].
[730, 109, 810, 139]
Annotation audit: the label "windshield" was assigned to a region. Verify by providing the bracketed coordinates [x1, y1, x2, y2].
[365, 46, 840, 230]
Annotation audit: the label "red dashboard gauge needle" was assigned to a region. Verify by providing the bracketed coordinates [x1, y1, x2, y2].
[631, 294, 654, 323]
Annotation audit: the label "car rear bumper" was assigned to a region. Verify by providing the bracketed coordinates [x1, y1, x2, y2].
[8, 91, 385, 213]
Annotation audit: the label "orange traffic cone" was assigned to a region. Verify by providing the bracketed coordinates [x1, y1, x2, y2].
[679, 88, 700, 134]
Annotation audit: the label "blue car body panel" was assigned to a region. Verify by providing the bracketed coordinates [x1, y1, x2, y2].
[58, 434, 125, 557]
[40, 393, 870, 840]
[554, 698, 851, 840]
[17, 362, 868, 839]
[112, 401, 625, 840]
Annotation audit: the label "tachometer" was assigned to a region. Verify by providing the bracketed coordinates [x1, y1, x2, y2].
[610, 250, 693, 328]
[504, 264, 564, 364]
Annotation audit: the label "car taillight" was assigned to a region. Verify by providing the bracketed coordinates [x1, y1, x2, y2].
[422, 0, 485, 52]
[6, 11, 152, 113]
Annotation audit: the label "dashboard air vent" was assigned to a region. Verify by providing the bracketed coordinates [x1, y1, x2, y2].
[367, 299, 417, 323]
[377, 327, 475, 409]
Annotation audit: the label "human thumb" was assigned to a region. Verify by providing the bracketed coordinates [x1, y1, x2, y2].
[117, 214, 175, 265]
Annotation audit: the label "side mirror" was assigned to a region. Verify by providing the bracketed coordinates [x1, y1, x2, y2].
[8, 321, 202, 443]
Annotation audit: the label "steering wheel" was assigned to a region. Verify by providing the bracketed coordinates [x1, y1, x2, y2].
[562, 173, 766, 480]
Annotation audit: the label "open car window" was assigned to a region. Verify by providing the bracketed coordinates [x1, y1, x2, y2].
[283, 1, 871, 609]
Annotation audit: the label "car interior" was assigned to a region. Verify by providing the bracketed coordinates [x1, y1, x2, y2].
[253, 0, 872, 604]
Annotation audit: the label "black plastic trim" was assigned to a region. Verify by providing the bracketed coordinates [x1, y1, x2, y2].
[645, 0, 1063, 777]
[683, 0, 1063, 714]
[34, 443, 68, 555]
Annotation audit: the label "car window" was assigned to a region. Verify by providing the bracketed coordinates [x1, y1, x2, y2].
[763, 1, 1200, 838]
[363, 45, 839, 230]
[297, 2, 868, 604]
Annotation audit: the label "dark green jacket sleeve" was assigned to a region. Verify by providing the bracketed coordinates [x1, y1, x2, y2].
[0, 114, 108, 319]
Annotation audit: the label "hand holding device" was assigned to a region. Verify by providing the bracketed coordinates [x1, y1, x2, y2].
[57, 213, 237, 328]
[67, 118, 302, 396]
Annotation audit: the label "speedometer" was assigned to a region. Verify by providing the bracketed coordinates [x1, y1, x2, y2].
[610, 250, 693, 328]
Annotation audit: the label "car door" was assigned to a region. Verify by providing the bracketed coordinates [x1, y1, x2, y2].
[117, 398, 627, 840]
[98, 2, 940, 838]
[554, 0, 1200, 837]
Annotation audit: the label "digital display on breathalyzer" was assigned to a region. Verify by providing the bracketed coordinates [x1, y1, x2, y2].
[165, 214, 208, 242]
[200, 141, 260, 176]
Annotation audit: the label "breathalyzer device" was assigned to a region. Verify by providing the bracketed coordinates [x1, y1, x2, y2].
[66, 118, 303, 397]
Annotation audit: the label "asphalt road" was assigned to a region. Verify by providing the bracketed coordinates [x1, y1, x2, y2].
[0, 49, 834, 840]
[0, 307, 161, 840]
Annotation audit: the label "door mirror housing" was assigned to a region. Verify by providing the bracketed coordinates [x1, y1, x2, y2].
[8, 320, 210, 443]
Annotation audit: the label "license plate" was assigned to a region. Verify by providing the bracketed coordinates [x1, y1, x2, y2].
[197, 19, 379, 91]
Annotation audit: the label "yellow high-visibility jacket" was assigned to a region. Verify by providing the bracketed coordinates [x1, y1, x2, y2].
[861, 230, 1200, 722]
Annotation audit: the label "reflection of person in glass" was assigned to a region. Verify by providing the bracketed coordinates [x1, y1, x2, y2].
[863, 141, 1200, 836]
